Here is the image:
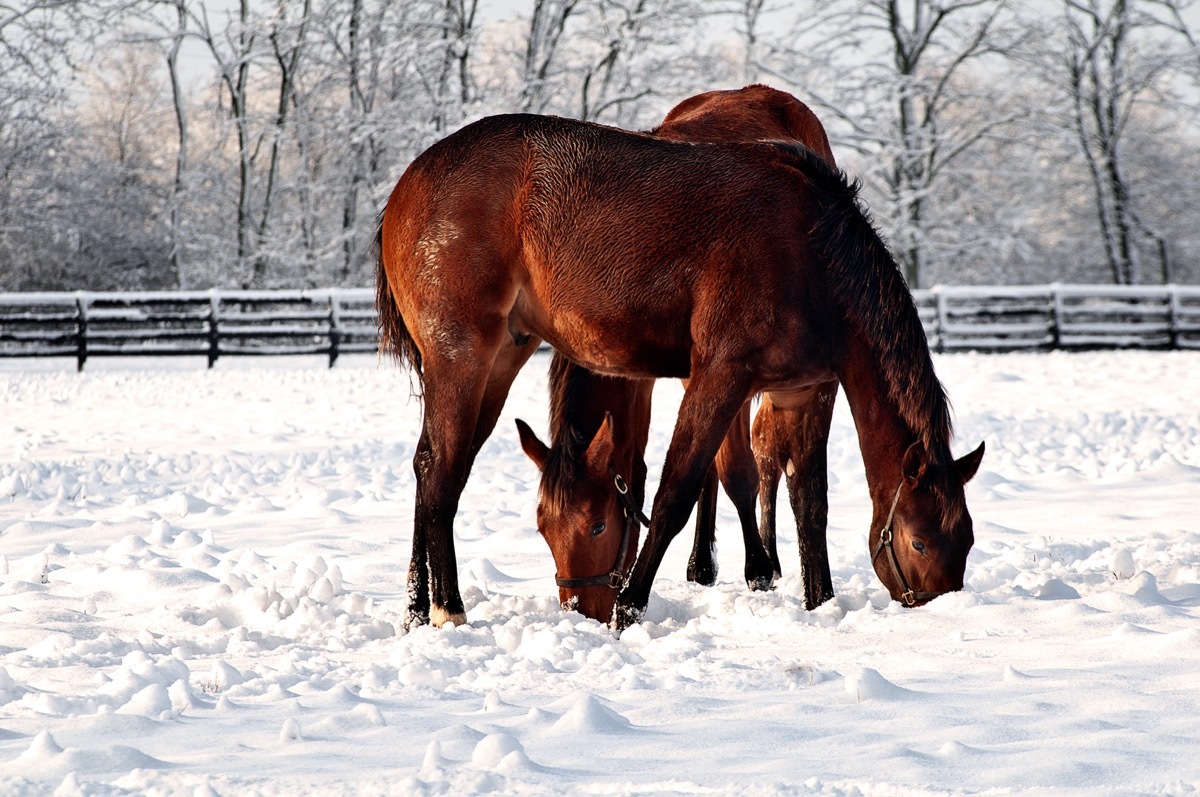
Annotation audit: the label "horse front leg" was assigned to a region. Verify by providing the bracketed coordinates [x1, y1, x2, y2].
[613, 367, 751, 631]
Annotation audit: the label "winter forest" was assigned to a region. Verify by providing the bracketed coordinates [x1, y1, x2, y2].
[2, 0, 1199, 294]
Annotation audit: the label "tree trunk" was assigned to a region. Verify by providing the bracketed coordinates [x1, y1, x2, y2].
[165, 0, 188, 289]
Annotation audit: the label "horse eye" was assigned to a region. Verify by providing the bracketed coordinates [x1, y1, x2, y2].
[590, 521, 607, 538]
[911, 539, 927, 555]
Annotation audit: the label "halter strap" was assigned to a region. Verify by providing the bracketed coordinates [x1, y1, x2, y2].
[554, 468, 648, 591]
[871, 480, 942, 607]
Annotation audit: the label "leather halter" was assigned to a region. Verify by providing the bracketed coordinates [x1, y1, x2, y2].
[870, 480, 943, 607]
[554, 468, 650, 591]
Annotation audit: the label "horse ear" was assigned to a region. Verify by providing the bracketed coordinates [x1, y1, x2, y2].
[955, 441, 985, 484]
[516, 419, 549, 471]
[901, 440, 927, 486]
[584, 412, 616, 475]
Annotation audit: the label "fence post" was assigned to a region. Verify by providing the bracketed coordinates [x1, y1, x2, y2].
[207, 290, 220, 368]
[75, 292, 88, 371]
[328, 291, 341, 368]
[1167, 284, 1180, 349]
[1050, 285, 1063, 348]
[934, 287, 947, 353]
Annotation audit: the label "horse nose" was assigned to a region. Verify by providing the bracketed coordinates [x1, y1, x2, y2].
[560, 586, 617, 622]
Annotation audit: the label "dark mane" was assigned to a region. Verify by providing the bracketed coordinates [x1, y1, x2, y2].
[540, 353, 600, 511]
[772, 143, 955, 464]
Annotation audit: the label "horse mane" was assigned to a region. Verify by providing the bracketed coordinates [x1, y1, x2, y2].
[771, 142, 955, 468]
[540, 352, 596, 509]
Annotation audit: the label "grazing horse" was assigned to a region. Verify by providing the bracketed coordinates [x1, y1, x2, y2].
[376, 111, 984, 630]
[515, 86, 844, 621]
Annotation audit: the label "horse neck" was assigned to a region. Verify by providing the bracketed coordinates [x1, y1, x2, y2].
[835, 336, 921, 504]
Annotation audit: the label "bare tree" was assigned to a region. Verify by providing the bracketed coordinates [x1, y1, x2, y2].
[256, 0, 312, 283]
[164, 0, 189, 287]
[191, 0, 262, 284]
[1047, 0, 1195, 284]
[764, 0, 1027, 287]
[735, 0, 766, 83]
[311, 0, 447, 284]
[576, 0, 716, 126]
[519, 0, 580, 113]
[0, 1, 101, 289]
[4, 0, 1199, 292]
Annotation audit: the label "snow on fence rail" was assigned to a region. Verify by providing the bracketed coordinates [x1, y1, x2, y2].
[916, 284, 1200, 352]
[1, 285, 1198, 368]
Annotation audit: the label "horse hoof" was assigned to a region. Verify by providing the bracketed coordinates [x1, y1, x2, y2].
[686, 564, 717, 587]
[430, 606, 467, 627]
[803, 590, 835, 611]
[746, 574, 776, 592]
[403, 609, 431, 632]
[610, 601, 644, 633]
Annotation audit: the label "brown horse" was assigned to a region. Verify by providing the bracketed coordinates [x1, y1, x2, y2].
[376, 110, 984, 630]
[514, 86, 844, 621]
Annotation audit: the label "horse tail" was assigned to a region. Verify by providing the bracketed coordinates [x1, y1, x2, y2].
[374, 214, 424, 394]
[782, 144, 953, 456]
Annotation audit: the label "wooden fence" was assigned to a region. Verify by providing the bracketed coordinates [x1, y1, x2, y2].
[0, 289, 377, 368]
[1, 285, 1199, 369]
[916, 284, 1200, 352]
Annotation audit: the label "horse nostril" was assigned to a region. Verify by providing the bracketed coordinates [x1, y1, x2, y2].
[912, 539, 926, 555]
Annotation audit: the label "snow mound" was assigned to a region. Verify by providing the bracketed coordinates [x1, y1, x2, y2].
[550, 694, 633, 734]
[470, 733, 530, 769]
[844, 668, 914, 702]
[8, 731, 172, 778]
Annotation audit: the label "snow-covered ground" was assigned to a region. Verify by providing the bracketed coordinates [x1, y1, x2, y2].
[1, 350, 1199, 796]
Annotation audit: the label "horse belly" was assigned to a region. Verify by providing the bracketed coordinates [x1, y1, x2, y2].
[511, 295, 693, 379]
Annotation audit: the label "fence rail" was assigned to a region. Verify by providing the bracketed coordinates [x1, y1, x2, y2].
[1, 285, 1199, 369]
[0, 289, 377, 368]
[917, 284, 1200, 352]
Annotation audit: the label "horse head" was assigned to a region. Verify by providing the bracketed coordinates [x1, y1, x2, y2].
[870, 440, 985, 605]
[516, 414, 644, 622]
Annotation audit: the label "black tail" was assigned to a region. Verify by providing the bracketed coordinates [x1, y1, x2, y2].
[374, 215, 424, 395]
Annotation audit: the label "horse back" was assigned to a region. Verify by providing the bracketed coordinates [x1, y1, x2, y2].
[654, 85, 836, 167]
[383, 113, 837, 381]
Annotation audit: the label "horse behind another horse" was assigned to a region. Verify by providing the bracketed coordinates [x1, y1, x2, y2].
[515, 85, 844, 622]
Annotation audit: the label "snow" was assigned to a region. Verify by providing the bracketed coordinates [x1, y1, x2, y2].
[1, 350, 1199, 796]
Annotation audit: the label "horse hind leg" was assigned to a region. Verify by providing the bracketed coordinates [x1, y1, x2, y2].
[405, 425, 434, 630]
[786, 443, 834, 610]
[773, 384, 837, 610]
[716, 401, 775, 591]
[751, 399, 784, 579]
[408, 327, 529, 629]
[410, 383, 475, 629]
[468, 334, 541, 471]
[686, 466, 719, 586]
